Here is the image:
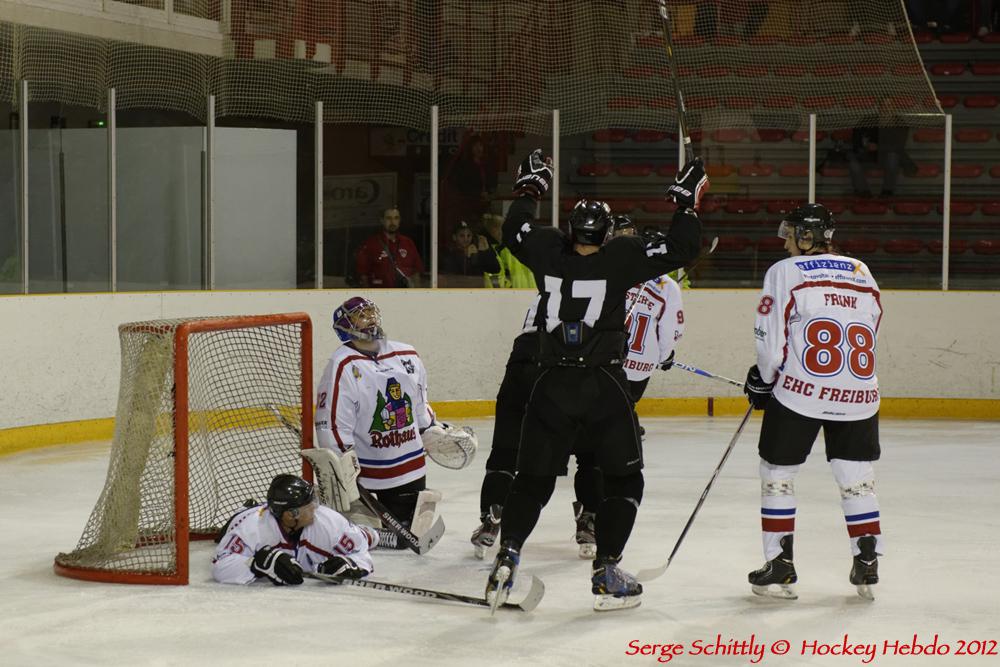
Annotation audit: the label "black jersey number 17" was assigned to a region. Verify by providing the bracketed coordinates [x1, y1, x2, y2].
[542, 276, 607, 331]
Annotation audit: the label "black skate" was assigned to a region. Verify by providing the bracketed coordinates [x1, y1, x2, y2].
[850, 535, 879, 601]
[592, 555, 642, 611]
[638, 424, 646, 441]
[374, 528, 408, 550]
[572, 501, 596, 559]
[470, 504, 502, 559]
[485, 542, 520, 615]
[749, 534, 798, 599]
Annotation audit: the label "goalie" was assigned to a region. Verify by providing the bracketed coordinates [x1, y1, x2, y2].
[311, 296, 477, 548]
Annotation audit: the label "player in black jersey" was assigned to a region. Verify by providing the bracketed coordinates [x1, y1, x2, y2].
[485, 150, 707, 612]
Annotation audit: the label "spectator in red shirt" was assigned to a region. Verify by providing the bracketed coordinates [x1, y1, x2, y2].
[355, 208, 425, 288]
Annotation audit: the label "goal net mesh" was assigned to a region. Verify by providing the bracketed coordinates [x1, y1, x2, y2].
[55, 316, 306, 581]
[2, 0, 941, 133]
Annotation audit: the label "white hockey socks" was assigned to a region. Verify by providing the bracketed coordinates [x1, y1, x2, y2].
[760, 459, 799, 561]
[831, 458, 883, 556]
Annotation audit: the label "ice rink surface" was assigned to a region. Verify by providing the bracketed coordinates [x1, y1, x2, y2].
[1, 416, 997, 667]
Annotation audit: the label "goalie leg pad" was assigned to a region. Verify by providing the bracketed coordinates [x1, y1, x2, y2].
[301, 447, 361, 514]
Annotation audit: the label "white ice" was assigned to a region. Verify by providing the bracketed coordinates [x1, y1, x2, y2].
[1, 416, 998, 667]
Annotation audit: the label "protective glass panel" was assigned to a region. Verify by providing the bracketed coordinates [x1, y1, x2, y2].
[27, 99, 109, 294]
[0, 89, 20, 294]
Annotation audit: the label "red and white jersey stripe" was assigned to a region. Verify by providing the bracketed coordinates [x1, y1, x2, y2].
[755, 253, 882, 421]
[315, 339, 435, 490]
[623, 275, 684, 382]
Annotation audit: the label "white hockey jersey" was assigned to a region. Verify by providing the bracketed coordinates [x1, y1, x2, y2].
[315, 339, 435, 490]
[755, 253, 882, 421]
[213, 504, 376, 585]
[623, 275, 685, 382]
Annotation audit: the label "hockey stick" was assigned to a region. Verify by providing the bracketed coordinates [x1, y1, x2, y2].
[672, 361, 745, 389]
[627, 235, 717, 322]
[303, 570, 545, 612]
[267, 404, 445, 555]
[636, 404, 754, 582]
[657, 0, 694, 163]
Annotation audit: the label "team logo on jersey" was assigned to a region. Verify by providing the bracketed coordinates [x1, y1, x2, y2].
[401, 358, 415, 374]
[795, 259, 858, 273]
[369, 377, 414, 436]
[352, 366, 362, 380]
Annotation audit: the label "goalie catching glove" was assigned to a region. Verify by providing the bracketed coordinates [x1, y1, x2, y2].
[251, 546, 303, 586]
[420, 422, 478, 470]
[300, 447, 361, 515]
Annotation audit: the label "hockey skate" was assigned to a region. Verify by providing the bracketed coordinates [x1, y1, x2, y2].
[749, 534, 798, 599]
[374, 527, 408, 550]
[470, 504, 502, 559]
[591, 555, 642, 611]
[850, 535, 879, 601]
[485, 542, 520, 615]
[572, 501, 597, 559]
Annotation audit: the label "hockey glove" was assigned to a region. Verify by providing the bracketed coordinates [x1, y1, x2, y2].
[658, 350, 676, 372]
[744, 365, 775, 410]
[250, 545, 304, 586]
[513, 149, 554, 200]
[318, 555, 369, 580]
[667, 158, 709, 210]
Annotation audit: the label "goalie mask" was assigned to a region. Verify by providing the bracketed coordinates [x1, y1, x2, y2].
[568, 199, 613, 246]
[777, 203, 835, 247]
[266, 474, 316, 519]
[333, 296, 385, 343]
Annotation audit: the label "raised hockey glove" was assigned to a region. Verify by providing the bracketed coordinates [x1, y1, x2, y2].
[318, 555, 369, 580]
[250, 546, 304, 586]
[667, 158, 709, 210]
[658, 350, 676, 372]
[513, 149, 554, 200]
[744, 365, 775, 410]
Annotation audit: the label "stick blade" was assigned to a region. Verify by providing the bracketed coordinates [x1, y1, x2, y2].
[509, 574, 545, 612]
[636, 562, 669, 583]
[415, 516, 446, 555]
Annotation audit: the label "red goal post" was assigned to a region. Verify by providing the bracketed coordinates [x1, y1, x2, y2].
[54, 313, 313, 585]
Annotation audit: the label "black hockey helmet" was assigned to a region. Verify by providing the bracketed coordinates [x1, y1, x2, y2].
[568, 199, 613, 246]
[611, 214, 636, 236]
[266, 474, 316, 519]
[778, 203, 835, 247]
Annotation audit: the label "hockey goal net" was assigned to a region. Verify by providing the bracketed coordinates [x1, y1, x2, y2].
[54, 313, 313, 585]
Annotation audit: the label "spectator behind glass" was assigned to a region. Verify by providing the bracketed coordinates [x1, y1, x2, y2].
[441, 134, 498, 240]
[977, 0, 997, 35]
[480, 213, 535, 289]
[848, 99, 918, 198]
[354, 207, 425, 288]
[441, 220, 490, 279]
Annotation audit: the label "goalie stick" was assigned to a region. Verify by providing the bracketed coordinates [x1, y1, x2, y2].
[304, 570, 545, 612]
[636, 405, 754, 582]
[268, 404, 445, 555]
[672, 361, 745, 389]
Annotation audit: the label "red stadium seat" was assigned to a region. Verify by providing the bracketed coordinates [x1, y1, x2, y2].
[632, 129, 668, 143]
[699, 198, 721, 214]
[955, 128, 992, 142]
[814, 64, 850, 77]
[725, 96, 757, 110]
[655, 164, 679, 178]
[791, 130, 828, 142]
[991, 166, 1000, 178]
[763, 96, 796, 109]
[972, 240, 1000, 254]
[981, 202, 1000, 216]
[616, 164, 653, 177]
[716, 236, 753, 252]
[608, 97, 642, 109]
[820, 165, 849, 177]
[739, 163, 775, 177]
[883, 239, 924, 254]
[780, 163, 810, 178]
[705, 164, 734, 178]
[646, 97, 675, 110]
[937, 95, 960, 108]
[831, 128, 854, 142]
[927, 239, 969, 254]
[755, 129, 787, 142]
[930, 62, 967, 76]
[698, 65, 730, 77]
[913, 128, 945, 142]
[577, 163, 612, 177]
[613, 200, 637, 213]
[964, 95, 999, 108]
[952, 164, 985, 178]
[854, 63, 887, 76]
[981, 33, 1000, 43]
[823, 201, 848, 214]
[592, 129, 627, 143]
[774, 64, 808, 77]
[724, 199, 762, 214]
[712, 128, 748, 143]
[853, 201, 888, 215]
[914, 164, 942, 177]
[686, 96, 719, 110]
[893, 63, 925, 75]
[561, 199, 577, 212]
[802, 96, 837, 110]
[735, 65, 770, 78]
[767, 200, 799, 215]
[972, 62, 1000, 75]
[843, 96, 876, 109]
[863, 33, 894, 45]
[941, 33, 973, 44]
[888, 95, 918, 109]
[642, 199, 675, 214]
[756, 237, 786, 252]
[894, 202, 934, 216]
[946, 201, 978, 215]
[624, 66, 655, 78]
[840, 238, 880, 255]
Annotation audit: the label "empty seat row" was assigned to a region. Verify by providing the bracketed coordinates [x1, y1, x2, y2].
[606, 94, 998, 112]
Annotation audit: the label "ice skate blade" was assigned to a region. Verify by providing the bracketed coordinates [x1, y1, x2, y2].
[752, 584, 798, 600]
[487, 566, 511, 616]
[578, 543, 596, 559]
[594, 593, 642, 612]
[855, 584, 875, 601]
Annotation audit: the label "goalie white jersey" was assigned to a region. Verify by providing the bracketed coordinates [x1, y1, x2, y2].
[755, 253, 882, 421]
[623, 275, 685, 382]
[315, 339, 435, 490]
[213, 504, 376, 584]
